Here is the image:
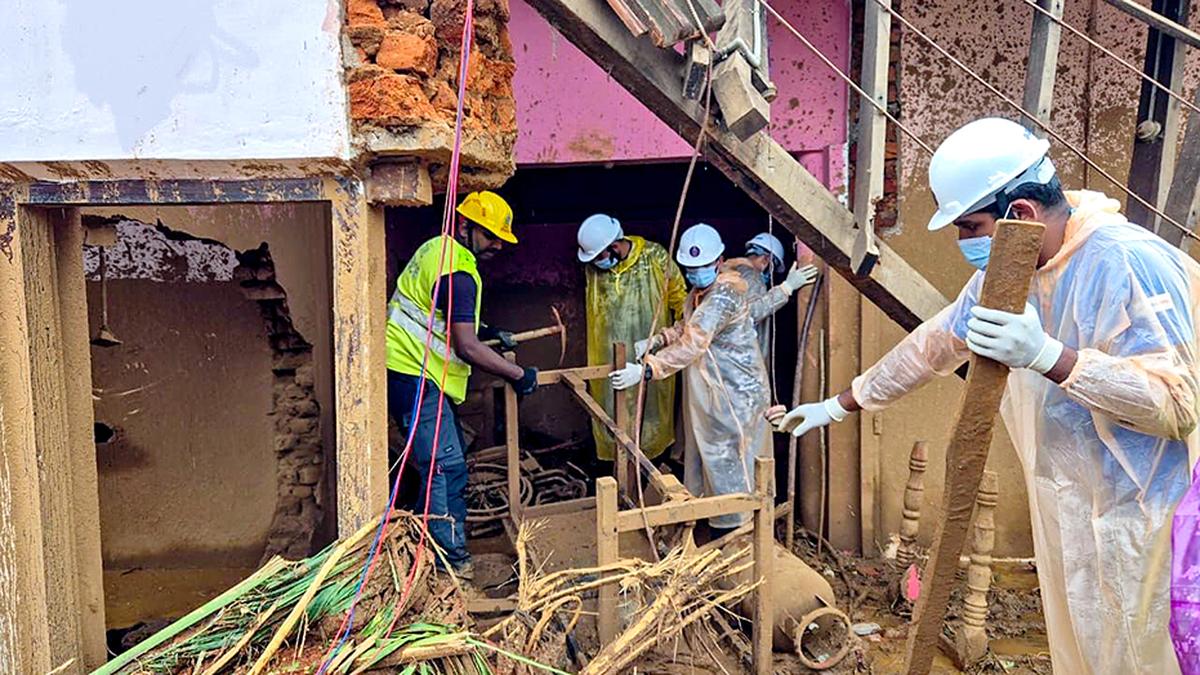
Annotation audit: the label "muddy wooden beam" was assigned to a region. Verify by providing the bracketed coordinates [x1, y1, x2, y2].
[328, 178, 390, 536]
[0, 185, 53, 675]
[1021, 0, 1064, 131]
[596, 477, 620, 645]
[522, 0, 948, 331]
[903, 220, 1044, 675]
[1161, 83, 1200, 248]
[850, 0, 891, 276]
[26, 178, 325, 205]
[53, 209, 108, 668]
[751, 456, 775, 675]
[615, 494, 760, 532]
[505, 355, 522, 524]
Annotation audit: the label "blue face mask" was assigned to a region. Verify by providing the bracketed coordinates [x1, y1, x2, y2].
[957, 236, 992, 271]
[593, 256, 618, 271]
[686, 264, 718, 289]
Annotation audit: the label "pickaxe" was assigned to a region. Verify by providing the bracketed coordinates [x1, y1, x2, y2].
[482, 306, 567, 366]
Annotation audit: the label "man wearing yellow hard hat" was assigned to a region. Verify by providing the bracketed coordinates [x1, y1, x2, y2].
[386, 190, 537, 579]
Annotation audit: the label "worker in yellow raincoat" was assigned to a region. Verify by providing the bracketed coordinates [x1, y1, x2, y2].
[576, 214, 687, 460]
[778, 118, 1198, 674]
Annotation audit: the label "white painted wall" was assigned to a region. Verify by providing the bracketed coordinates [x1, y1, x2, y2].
[0, 0, 348, 162]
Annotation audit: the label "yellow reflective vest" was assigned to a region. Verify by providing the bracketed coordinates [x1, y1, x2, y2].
[386, 235, 482, 404]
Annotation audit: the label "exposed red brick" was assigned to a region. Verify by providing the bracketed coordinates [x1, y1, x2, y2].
[347, 0, 387, 26]
[350, 73, 437, 124]
[430, 0, 467, 42]
[347, 24, 386, 56]
[377, 30, 438, 76]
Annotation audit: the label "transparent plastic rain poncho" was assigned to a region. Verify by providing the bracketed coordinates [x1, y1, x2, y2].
[644, 267, 772, 528]
[727, 257, 790, 387]
[851, 191, 1197, 674]
[585, 236, 687, 460]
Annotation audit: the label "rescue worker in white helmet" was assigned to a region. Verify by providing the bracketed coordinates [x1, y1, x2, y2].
[386, 191, 538, 580]
[577, 214, 687, 462]
[773, 117, 1198, 674]
[611, 224, 772, 538]
[731, 231, 819, 377]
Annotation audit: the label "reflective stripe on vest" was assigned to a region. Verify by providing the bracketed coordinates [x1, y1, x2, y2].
[386, 291, 466, 366]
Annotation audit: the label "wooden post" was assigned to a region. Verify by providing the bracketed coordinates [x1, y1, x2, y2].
[896, 441, 928, 567]
[0, 188, 53, 675]
[950, 470, 998, 668]
[850, 0, 891, 276]
[751, 456, 775, 675]
[1021, 0, 1064, 131]
[1125, 0, 1191, 230]
[596, 476, 620, 645]
[505, 353, 521, 525]
[52, 209, 108, 668]
[612, 342, 629, 495]
[1101, 0, 1200, 48]
[903, 220, 1044, 675]
[1161, 84, 1200, 248]
[22, 207, 86, 668]
[328, 178, 389, 536]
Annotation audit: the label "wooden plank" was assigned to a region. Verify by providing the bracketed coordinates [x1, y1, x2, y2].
[712, 52, 770, 141]
[826, 274, 861, 551]
[52, 209, 107, 667]
[612, 343, 630, 495]
[0, 187, 53, 675]
[903, 219, 1045, 675]
[27, 178, 324, 206]
[751, 456, 775, 675]
[1161, 84, 1200, 248]
[522, 0, 948, 332]
[851, 0, 891, 277]
[1021, 0, 1064, 130]
[522, 496, 596, 518]
[505, 355, 522, 525]
[1125, 0, 1191, 229]
[858, 298, 883, 556]
[683, 41, 712, 100]
[1101, 0, 1200, 49]
[596, 477, 620, 645]
[537, 363, 613, 384]
[329, 178, 390, 536]
[615, 494, 761, 532]
[21, 207, 84, 668]
[367, 160, 432, 207]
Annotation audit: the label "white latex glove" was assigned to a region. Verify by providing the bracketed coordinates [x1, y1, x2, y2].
[779, 263, 819, 295]
[634, 338, 650, 361]
[778, 396, 849, 437]
[965, 303, 1063, 374]
[609, 362, 645, 390]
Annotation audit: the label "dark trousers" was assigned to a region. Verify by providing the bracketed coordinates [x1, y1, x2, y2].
[387, 371, 470, 566]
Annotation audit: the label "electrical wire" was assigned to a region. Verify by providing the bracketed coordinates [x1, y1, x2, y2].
[315, 0, 477, 669]
[872, 0, 1200, 243]
[1014, 0, 1200, 118]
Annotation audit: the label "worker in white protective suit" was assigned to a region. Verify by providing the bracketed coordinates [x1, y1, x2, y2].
[612, 224, 773, 536]
[776, 117, 1197, 675]
[734, 232, 819, 376]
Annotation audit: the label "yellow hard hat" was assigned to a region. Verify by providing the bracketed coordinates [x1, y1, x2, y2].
[456, 191, 516, 244]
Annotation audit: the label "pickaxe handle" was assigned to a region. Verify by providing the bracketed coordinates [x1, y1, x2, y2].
[482, 325, 563, 347]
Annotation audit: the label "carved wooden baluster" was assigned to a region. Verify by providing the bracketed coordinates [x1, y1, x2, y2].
[959, 470, 998, 660]
[896, 441, 927, 566]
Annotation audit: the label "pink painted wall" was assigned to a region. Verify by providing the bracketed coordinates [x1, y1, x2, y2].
[510, 0, 850, 189]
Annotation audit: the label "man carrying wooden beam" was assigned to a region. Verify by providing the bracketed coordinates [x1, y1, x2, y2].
[610, 223, 773, 539]
[778, 118, 1198, 674]
[386, 191, 540, 580]
[576, 213, 686, 462]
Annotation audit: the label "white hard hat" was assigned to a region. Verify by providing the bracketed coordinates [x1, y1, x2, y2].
[927, 118, 1056, 231]
[577, 214, 623, 262]
[676, 223, 725, 267]
[745, 232, 785, 267]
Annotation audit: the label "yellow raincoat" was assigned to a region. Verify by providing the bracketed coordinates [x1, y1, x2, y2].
[853, 191, 1198, 674]
[586, 236, 687, 459]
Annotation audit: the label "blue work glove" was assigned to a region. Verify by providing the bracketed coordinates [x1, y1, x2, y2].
[512, 367, 538, 396]
[965, 303, 1063, 374]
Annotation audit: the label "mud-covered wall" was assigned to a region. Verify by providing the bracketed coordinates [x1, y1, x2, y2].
[84, 205, 338, 556]
[345, 0, 517, 189]
[861, 3, 1200, 558]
